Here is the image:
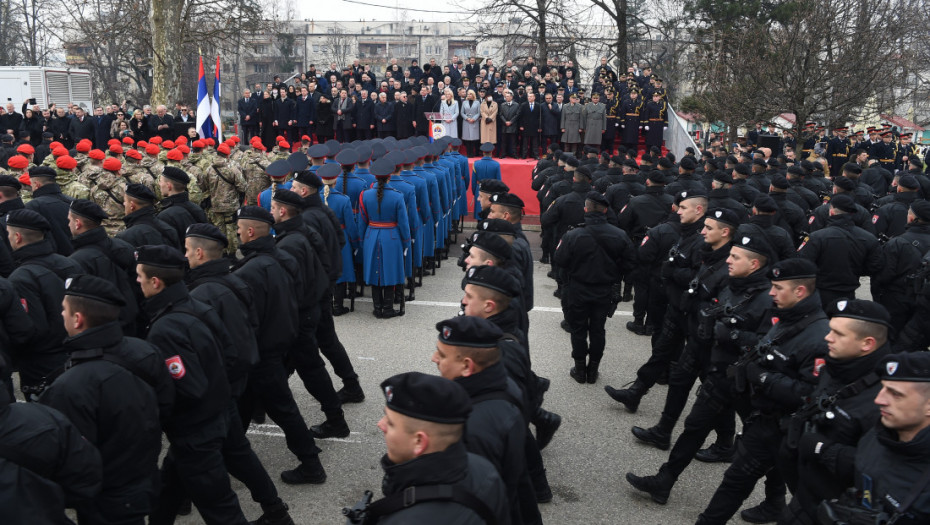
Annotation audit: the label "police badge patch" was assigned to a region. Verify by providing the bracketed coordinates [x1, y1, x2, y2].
[165, 355, 186, 379]
[886, 361, 898, 376]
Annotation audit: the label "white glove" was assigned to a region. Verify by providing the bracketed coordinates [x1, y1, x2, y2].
[404, 249, 408, 256]
[663, 126, 668, 130]
[645, 126, 650, 131]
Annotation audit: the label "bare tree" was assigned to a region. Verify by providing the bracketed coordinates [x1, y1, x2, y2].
[463, 0, 579, 65]
[15, 0, 56, 65]
[325, 24, 353, 70]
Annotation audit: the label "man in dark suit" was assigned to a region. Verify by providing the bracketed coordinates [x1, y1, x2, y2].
[94, 106, 115, 149]
[394, 91, 416, 139]
[519, 92, 543, 159]
[67, 107, 96, 146]
[294, 86, 315, 144]
[238, 88, 259, 141]
[355, 90, 375, 140]
[413, 86, 435, 137]
[147, 105, 174, 141]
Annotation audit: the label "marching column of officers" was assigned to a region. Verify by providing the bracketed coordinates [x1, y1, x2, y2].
[0, 129, 533, 524]
[527, 141, 930, 524]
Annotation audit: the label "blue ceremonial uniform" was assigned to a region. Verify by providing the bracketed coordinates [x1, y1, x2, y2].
[353, 167, 376, 188]
[426, 160, 452, 249]
[399, 168, 432, 268]
[385, 176, 419, 277]
[359, 187, 410, 286]
[335, 172, 368, 214]
[471, 156, 503, 219]
[448, 150, 470, 219]
[325, 189, 359, 284]
[257, 179, 292, 210]
[414, 165, 442, 255]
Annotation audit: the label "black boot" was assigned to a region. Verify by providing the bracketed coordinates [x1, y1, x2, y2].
[626, 318, 650, 335]
[604, 380, 648, 413]
[280, 455, 327, 485]
[625, 468, 674, 504]
[381, 286, 398, 318]
[533, 469, 553, 503]
[337, 379, 365, 404]
[621, 282, 633, 302]
[739, 498, 786, 524]
[395, 285, 406, 316]
[631, 416, 674, 450]
[569, 359, 587, 383]
[371, 286, 383, 318]
[405, 277, 415, 301]
[534, 409, 562, 450]
[333, 283, 350, 316]
[586, 360, 601, 384]
[251, 500, 295, 525]
[310, 411, 351, 439]
[694, 442, 735, 463]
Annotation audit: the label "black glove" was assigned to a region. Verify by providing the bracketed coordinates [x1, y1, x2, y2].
[714, 322, 736, 344]
[798, 432, 831, 463]
[745, 361, 768, 387]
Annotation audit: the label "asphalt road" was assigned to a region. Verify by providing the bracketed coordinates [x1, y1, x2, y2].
[178, 229, 770, 525]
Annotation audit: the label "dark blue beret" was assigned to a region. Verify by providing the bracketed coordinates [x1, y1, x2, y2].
[380, 371, 471, 424]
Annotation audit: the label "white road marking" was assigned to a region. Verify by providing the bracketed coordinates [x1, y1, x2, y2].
[246, 426, 364, 443]
[350, 297, 633, 316]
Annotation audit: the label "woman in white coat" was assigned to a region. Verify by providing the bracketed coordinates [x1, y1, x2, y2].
[459, 90, 481, 157]
[439, 88, 459, 140]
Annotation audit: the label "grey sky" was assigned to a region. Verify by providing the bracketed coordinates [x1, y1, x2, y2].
[297, 0, 470, 22]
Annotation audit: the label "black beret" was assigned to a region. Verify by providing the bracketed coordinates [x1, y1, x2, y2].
[308, 144, 329, 159]
[768, 158, 782, 168]
[6, 209, 49, 231]
[647, 170, 665, 184]
[380, 371, 471, 424]
[726, 155, 739, 165]
[677, 188, 707, 202]
[490, 193, 524, 209]
[679, 157, 696, 170]
[370, 158, 395, 178]
[266, 159, 293, 178]
[713, 171, 734, 185]
[479, 142, 495, 152]
[898, 175, 920, 190]
[0, 174, 21, 190]
[734, 164, 750, 176]
[575, 165, 593, 180]
[316, 163, 342, 181]
[64, 274, 125, 306]
[478, 179, 509, 195]
[583, 145, 598, 154]
[564, 155, 580, 168]
[585, 191, 609, 207]
[733, 233, 771, 257]
[770, 174, 789, 190]
[623, 159, 640, 170]
[830, 193, 858, 213]
[828, 298, 892, 328]
[832, 176, 857, 192]
[706, 207, 741, 228]
[768, 258, 817, 281]
[786, 166, 805, 178]
[610, 155, 623, 165]
[909, 157, 924, 169]
[125, 183, 156, 203]
[29, 165, 57, 179]
[42, 131, 52, 139]
[185, 223, 227, 247]
[753, 194, 778, 213]
[134, 244, 186, 269]
[436, 315, 503, 348]
[272, 189, 305, 209]
[334, 149, 358, 166]
[752, 158, 767, 168]
[287, 152, 309, 172]
[236, 205, 274, 224]
[842, 163, 862, 175]
[880, 352, 930, 382]
[0, 134, 13, 142]
[162, 166, 190, 185]
[462, 264, 521, 297]
[478, 219, 515, 236]
[469, 231, 512, 261]
[910, 200, 930, 222]
[69, 199, 108, 223]
[293, 170, 323, 188]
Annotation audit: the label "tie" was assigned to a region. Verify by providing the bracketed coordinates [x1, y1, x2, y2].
[530, 104, 533, 111]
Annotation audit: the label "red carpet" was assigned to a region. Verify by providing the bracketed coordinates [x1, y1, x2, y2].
[466, 157, 540, 215]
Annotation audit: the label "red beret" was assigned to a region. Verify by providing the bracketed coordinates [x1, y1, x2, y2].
[75, 141, 91, 153]
[192, 140, 205, 149]
[122, 137, 134, 145]
[109, 144, 124, 155]
[18, 173, 30, 186]
[102, 157, 121, 172]
[252, 143, 266, 151]
[6, 155, 28, 169]
[145, 145, 160, 156]
[107, 138, 121, 147]
[301, 135, 311, 142]
[275, 135, 284, 142]
[51, 147, 69, 157]
[205, 138, 215, 146]
[230, 136, 240, 143]
[49, 141, 62, 150]
[87, 149, 105, 161]
[149, 136, 163, 145]
[136, 140, 148, 149]
[278, 141, 290, 149]
[16, 144, 34, 155]
[166, 148, 183, 161]
[175, 136, 187, 145]
[126, 149, 142, 160]
[177, 145, 190, 154]
[216, 143, 231, 155]
[56, 156, 77, 170]
[162, 140, 175, 150]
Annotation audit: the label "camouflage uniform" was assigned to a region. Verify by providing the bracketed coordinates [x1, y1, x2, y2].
[242, 150, 271, 206]
[182, 159, 206, 190]
[164, 161, 203, 205]
[74, 153, 89, 172]
[90, 170, 127, 236]
[141, 157, 165, 199]
[56, 167, 91, 200]
[204, 156, 247, 252]
[122, 161, 157, 193]
[77, 163, 104, 191]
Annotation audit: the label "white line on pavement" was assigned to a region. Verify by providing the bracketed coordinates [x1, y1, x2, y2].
[350, 297, 633, 316]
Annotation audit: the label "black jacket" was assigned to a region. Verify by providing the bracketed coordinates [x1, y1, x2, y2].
[0, 276, 33, 365]
[141, 282, 229, 439]
[872, 222, 930, 295]
[554, 210, 636, 302]
[541, 181, 595, 241]
[873, 191, 918, 238]
[852, 423, 930, 524]
[39, 322, 167, 521]
[68, 116, 96, 144]
[69, 227, 140, 335]
[157, 192, 207, 243]
[117, 206, 179, 248]
[617, 185, 672, 241]
[376, 440, 509, 525]
[26, 183, 74, 256]
[737, 215, 796, 262]
[274, 216, 327, 308]
[233, 235, 298, 355]
[709, 268, 773, 366]
[660, 218, 705, 307]
[797, 214, 882, 294]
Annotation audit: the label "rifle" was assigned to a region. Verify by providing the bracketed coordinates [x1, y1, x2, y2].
[342, 490, 373, 525]
[727, 338, 771, 394]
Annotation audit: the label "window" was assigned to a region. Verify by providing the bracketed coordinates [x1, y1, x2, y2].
[254, 64, 269, 73]
[253, 45, 267, 54]
[312, 44, 320, 53]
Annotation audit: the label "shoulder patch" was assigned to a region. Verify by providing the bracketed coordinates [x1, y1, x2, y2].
[871, 214, 879, 224]
[165, 355, 186, 379]
[641, 235, 649, 246]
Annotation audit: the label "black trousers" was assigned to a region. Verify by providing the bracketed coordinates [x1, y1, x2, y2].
[316, 292, 358, 384]
[239, 354, 321, 465]
[635, 305, 687, 387]
[502, 133, 517, 157]
[562, 289, 612, 362]
[150, 415, 247, 525]
[699, 415, 787, 524]
[222, 401, 279, 506]
[291, 308, 342, 416]
[296, 126, 312, 144]
[522, 132, 540, 158]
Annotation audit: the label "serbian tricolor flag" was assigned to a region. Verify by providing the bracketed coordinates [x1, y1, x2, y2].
[195, 56, 212, 139]
[210, 55, 223, 141]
